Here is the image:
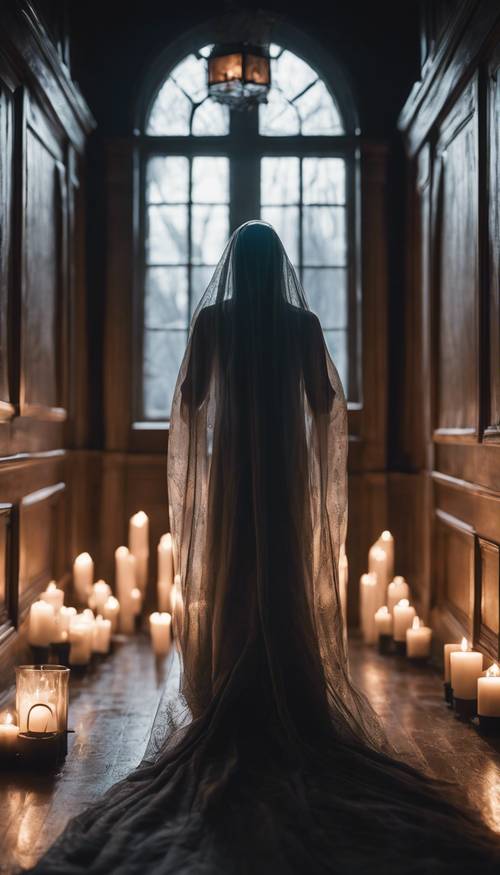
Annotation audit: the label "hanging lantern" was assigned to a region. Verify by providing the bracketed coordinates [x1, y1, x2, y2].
[208, 43, 271, 109]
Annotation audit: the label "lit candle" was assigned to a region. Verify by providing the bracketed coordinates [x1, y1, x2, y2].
[393, 599, 416, 650]
[73, 553, 94, 602]
[28, 600, 56, 647]
[149, 612, 172, 655]
[68, 614, 94, 666]
[89, 579, 111, 614]
[478, 663, 500, 734]
[450, 638, 483, 719]
[115, 546, 136, 634]
[387, 576, 410, 615]
[157, 533, 174, 612]
[368, 530, 394, 608]
[129, 511, 149, 594]
[374, 605, 393, 654]
[0, 712, 19, 758]
[40, 581, 64, 612]
[92, 615, 112, 654]
[103, 595, 120, 632]
[359, 572, 378, 644]
[406, 616, 432, 659]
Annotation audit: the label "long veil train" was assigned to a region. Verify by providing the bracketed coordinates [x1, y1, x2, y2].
[29, 222, 500, 874]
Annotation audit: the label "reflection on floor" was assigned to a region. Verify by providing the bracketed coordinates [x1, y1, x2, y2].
[0, 635, 499, 873]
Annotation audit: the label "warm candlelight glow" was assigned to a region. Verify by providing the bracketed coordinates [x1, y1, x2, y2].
[381, 530, 392, 541]
[461, 637, 469, 652]
[398, 598, 409, 608]
[4, 712, 14, 725]
[131, 510, 148, 527]
[412, 616, 420, 630]
[379, 606, 389, 616]
[487, 663, 500, 678]
[47, 582, 56, 592]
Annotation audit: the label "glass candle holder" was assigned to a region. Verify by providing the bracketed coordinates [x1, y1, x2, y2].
[15, 664, 70, 735]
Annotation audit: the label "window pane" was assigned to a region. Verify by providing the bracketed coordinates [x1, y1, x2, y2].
[191, 204, 229, 264]
[273, 50, 317, 101]
[260, 206, 299, 264]
[171, 53, 207, 104]
[144, 267, 188, 329]
[302, 206, 346, 266]
[146, 156, 189, 204]
[303, 158, 345, 205]
[323, 329, 348, 394]
[192, 99, 230, 136]
[259, 88, 300, 136]
[146, 79, 191, 136]
[192, 157, 229, 203]
[303, 268, 347, 328]
[191, 265, 216, 315]
[295, 80, 344, 135]
[143, 329, 187, 420]
[147, 204, 188, 264]
[261, 157, 299, 205]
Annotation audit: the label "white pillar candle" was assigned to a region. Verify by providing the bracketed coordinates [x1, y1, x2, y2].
[69, 614, 94, 666]
[450, 638, 483, 700]
[129, 511, 149, 593]
[393, 599, 416, 642]
[28, 600, 56, 647]
[73, 553, 94, 602]
[0, 713, 19, 755]
[40, 581, 64, 612]
[387, 576, 410, 615]
[443, 643, 461, 683]
[53, 605, 76, 643]
[368, 531, 394, 608]
[103, 595, 120, 632]
[374, 605, 393, 637]
[149, 611, 172, 655]
[89, 579, 111, 614]
[478, 663, 500, 717]
[379, 530, 394, 580]
[92, 615, 112, 654]
[157, 533, 174, 611]
[115, 546, 136, 634]
[359, 572, 378, 644]
[406, 616, 432, 658]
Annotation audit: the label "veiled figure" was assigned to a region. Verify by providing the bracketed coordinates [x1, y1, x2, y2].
[29, 222, 500, 875]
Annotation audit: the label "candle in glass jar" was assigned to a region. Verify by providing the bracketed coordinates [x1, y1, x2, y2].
[406, 616, 432, 658]
[28, 600, 56, 647]
[73, 553, 94, 602]
[450, 638, 483, 701]
[478, 663, 500, 717]
[393, 599, 416, 642]
[40, 581, 64, 612]
[387, 576, 410, 615]
[149, 612, 172, 655]
[0, 712, 19, 757]
[129, 511, 149, 593]
[359, 573, 378, 644]
[103, 595, 120, 632]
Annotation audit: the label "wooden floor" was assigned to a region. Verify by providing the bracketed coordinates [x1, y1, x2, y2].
[0, 635, 499, 873]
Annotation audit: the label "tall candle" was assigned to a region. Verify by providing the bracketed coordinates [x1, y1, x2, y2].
[28, 600, 56, 647]
[406, 616, 432, 658]
[0, 712, 19, 756]
[129, 511, 149, 594]
[443, 643, 461, 683]
[379, 530, 394, 580]
[149, 611, 172, 655]
[368, 531, 394, 608]
[387, 576, 410, 615]
[73, 553, 94, 602]
[115, 546, 136, 634]
[40, 581, 64, 612]
[450, 638, 483, 701]
[89, 580, 111, 614]
[359, 572, 378, 644]
[157, 534, 174, 612]
[103, 595, 120, 632]
[374, 605, 393, 636]
[478, 663, 500, 717]
[393, 599, 416, 642]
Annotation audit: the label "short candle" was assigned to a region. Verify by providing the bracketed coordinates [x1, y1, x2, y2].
[393, 599, 416, 642]
[387, 576, 410, 615]
[450, 638, 483, 709]
[0, 712, 19, 757]
[406, 616, 432, 659]
[374, 605, 392, 636]
[478, 663, 500, 718]
[149, 612, 172, 655]
[40, 581, 64, 612]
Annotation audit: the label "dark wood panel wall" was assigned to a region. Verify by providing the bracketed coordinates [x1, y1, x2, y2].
[399, 0, 500, 658]
[0, 1, 94, 687]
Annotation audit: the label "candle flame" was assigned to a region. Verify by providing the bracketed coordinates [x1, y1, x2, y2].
[412, 616, 420, 630]
[380, 606, 389, 616]
[47, 581, 57, 591]
[75, 552, 92, 564]
[160, 533, 172, 549]
[461, 637, 469, 652]
[115, 545, 129, 558]
[131, 510, 148, 526]
[361, 572, 377, 587]
[381, 530, 393, 541]
[4, 712, 14, 725]
[397, 599, 410, 608]
[105, 595, 119, 609]
[392, 575, 406, 585]
[487, 663, 500, 678]
[150, 611, 172, 624]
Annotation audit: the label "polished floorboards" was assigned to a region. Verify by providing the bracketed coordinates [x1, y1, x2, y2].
[0, 635, 499, 873]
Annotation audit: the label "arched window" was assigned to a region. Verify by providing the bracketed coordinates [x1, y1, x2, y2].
[137, 42, 359, 421]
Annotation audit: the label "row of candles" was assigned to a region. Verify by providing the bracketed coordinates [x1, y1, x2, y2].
[0, 511, 177, 767]
[359, 530, 500, 732]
